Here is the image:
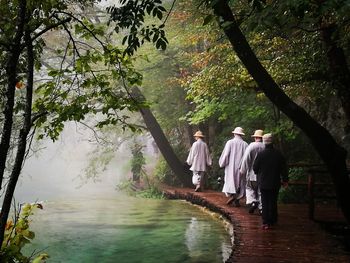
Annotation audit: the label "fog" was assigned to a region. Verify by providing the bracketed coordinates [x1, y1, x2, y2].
[14, 122, 132, 203]
[96, 0, 121, 8]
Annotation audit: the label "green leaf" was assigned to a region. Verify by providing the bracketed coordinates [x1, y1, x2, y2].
[203, 14, 214, 26]
[146, 4, 153, 15]
[32, 253, 50, 263]
[122, 35, 128, 45]
[158, 6, 166, 12]
[156, 9, 163, 20]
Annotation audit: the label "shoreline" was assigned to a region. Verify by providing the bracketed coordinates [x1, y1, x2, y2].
[187, 201, 235, 249]
[162, 187, 244, 263]
[162, 185, 350, 263]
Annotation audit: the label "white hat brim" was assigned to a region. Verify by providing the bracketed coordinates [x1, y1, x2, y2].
[232, 132, 245, 135]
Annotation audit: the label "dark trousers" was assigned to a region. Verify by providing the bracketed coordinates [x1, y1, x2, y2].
[260, 189, 279, 225]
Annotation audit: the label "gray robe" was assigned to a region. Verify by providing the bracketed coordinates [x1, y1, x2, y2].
[219, 136, 248, 194]
[186, 139, 212, 172]
[240, 141, 264, 205]
[240, 141, 265, 181]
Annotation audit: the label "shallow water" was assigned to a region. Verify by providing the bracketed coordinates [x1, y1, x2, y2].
[25, 194, 232, 263]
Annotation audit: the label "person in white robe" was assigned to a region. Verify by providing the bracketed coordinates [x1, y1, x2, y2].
[186, 131, 212, 192]
[219, 127, 248, 206]
[240, 129, 265, 214]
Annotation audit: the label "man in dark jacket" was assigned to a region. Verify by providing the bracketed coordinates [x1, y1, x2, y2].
[253, 133, 288, 230]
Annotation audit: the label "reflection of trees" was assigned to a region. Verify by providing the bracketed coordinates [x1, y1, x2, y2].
[185, 216, 231, 262]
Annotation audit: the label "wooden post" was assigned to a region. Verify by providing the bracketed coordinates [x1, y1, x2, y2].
[308, 172, 315, 220]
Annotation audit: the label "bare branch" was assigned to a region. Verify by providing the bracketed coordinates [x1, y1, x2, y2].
[56, 11, 107, 48]
[162, 0, 177, 26]
[31, 17, 72, 42]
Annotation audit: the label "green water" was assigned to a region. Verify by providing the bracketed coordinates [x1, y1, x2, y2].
[26, 194, 232, 263]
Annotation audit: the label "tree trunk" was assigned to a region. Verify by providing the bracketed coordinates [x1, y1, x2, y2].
[0, 30, 34, 247]
[131, 87, 192, 187]
[208, 118, 216, 149]
[320, 24, 350, 132]
[211, 1, 350, 222]
[184, 122, 194, 149]
[0, 0, 27, 190]
[183, 99, 195, 148]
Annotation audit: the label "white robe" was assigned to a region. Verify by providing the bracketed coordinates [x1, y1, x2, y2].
[240, 141, 264, 205]
[186, 139, 212, 172]
[219, 136, 248, 194]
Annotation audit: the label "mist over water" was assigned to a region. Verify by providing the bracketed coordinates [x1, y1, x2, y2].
[14, 122, 130, 203]
[9, 122, 233, 263]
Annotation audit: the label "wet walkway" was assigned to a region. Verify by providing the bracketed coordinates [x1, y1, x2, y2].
[162, 186, 350, 263]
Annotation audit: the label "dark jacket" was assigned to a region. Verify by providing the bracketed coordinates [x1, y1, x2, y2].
[253, 145, 288, 190]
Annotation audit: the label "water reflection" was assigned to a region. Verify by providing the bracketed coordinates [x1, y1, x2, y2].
[25, 195, 232, 263]
[186, 217, 206, 258]
[186, 216, 232, 263]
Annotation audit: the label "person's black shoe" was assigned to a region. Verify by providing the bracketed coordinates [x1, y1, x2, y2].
[248, 202, 258, 214]
[233, 199, 241, 207]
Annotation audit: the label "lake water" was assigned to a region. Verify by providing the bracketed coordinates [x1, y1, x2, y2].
[25, 194, 233, 263]
[13, 126, 233, 262]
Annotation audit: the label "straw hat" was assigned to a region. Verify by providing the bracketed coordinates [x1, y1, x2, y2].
[263, 133, 273, 144]
[232, 127, 245, 135]
[251, 129, 264, 138]
[193, 131, 205, 138]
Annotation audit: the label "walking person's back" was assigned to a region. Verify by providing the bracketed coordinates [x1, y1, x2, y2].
[240, 129, 265, 214]
[219, 127, 248, 206]
[186, 131, 212, 192]
[253, 133, 288, 229]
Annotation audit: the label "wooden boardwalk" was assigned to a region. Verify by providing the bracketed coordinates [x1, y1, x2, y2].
[162, 186, 350, 263]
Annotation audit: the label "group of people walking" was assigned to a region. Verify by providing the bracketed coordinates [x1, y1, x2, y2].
[186, 127, 289, 230]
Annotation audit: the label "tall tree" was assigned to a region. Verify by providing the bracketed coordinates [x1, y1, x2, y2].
[208, 0, 350, 222]
[244, 0, 350, 130]
[107, 0, 350, 222]
[131, 86, 191, 186]
[108, 0, 196, 186]
[0, 0, 145, 249]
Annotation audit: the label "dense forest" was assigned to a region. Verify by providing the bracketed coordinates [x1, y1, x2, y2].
[131, 0, 350, 219]
[0, 0, 349, 261]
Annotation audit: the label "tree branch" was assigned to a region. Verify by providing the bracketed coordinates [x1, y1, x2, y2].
[31, 17, 72, 42]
